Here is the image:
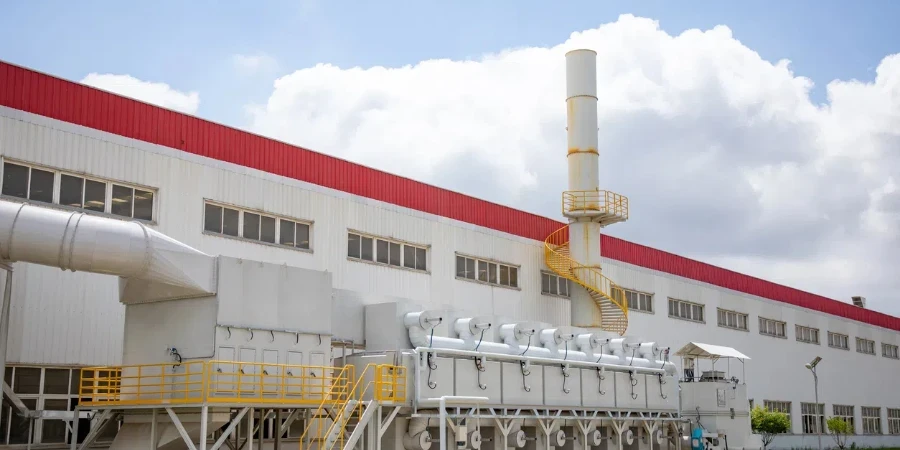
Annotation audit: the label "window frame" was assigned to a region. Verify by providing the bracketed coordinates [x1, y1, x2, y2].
[347, 230, 428, 273]
[882, 343, 899, 359]
[888, 408, 900, 435]
[861, 407, 881, 435]
[856, 337, 876, 356]
[795, 325, 820, 345]
[801, 402, 825, 434]
[764, 400, 792, 427]
[716, 307, 749, 332]
[832, 405, 855, 432]
[203, 199, 313, 252]
[0, 159, 158, 223]
[624, 288, 654, 314]
[827, 331, 850, 350]
[454, 253, 519, 289]
[667, 298, 705, 323]
[758, 317, 787, 339]
[540, 271, 570, 298]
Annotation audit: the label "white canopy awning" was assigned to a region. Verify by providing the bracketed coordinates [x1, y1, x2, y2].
[674, 342, 751, 360]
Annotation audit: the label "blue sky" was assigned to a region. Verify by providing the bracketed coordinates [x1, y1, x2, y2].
[1, 0, 897, 127]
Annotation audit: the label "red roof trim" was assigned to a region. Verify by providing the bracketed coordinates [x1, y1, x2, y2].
[2, 60, 898, 332]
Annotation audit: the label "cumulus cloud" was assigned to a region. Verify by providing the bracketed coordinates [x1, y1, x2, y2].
[81, 73, 200, 114]
[246, 15, 900, 314]
[232, 53, 278, 75]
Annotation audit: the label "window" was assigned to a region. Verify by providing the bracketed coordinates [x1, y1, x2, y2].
[204, 201, 311, 250]
[717, 308, 748, 331]
[668, 298, 704, 322]
[348, 232, 427, 272]
[796, 325, 820, 345]
[455, 254, 517, 288]
[832, 405, 855, 432]
[862, 407, 881, 434]
[625, 289, 653, 313]
[801, 403, 825, 434]
[759, 317, 786, 338]
[541, 272, 570, 297]
[764, 401, 792, 427]
[882, 343, 899, 359]
[1, 365, 112, 445]
[828, 332, 849, 350]
[1, 161, 156, 221]
[856, 337, 876, 355]
[888, 408, 900, 435]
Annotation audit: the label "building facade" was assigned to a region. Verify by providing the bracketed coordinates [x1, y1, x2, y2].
[1, 61, 899, 447]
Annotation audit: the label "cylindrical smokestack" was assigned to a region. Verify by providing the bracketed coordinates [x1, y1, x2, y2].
[565, 49, 599, 193]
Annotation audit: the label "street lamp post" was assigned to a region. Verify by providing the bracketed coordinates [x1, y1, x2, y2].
[806, 356, 823, 450]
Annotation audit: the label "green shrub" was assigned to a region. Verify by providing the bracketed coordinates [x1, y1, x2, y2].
[751, 405, 791, 450]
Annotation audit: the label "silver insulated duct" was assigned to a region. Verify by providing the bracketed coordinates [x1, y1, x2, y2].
[0, 199, 216, 303]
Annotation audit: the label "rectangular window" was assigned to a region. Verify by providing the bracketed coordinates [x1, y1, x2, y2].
[205, 201, 312, 250]
[828, 332, 849, 350]
[625, 289, 653, 313]
[541, 272, 570, 297]
[1, 161, 157, 221]
[456, 253, 518, 288]
[862, 407, 881, 434]
[888, 408, 900, 435]
[764, 401, 791, 427]
[3, 366, 86, 445]
[883, 343, 899, 359]
[856, 337, 876, 355]
[759, 317, 786, 338]
[796, 325, 820, 345]
[801, 403, 825, 434]
[833, 405, 855, 431]
[348, 231, 427, 272]
[668, 298, 704, 322]
[717, 308, 748, 331]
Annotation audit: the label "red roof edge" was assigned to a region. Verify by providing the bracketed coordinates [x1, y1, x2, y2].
[2, 60, 898, 332]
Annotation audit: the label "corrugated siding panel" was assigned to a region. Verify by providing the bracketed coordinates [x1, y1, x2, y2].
[2, 60, 899, 332]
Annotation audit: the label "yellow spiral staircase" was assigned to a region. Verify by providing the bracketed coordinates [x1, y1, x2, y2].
[544, 190, 631, 335]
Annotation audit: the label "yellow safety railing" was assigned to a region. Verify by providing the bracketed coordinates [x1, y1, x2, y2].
[299, 364, 406, 450]
[544, 225, 629, 335]
[78, 361, 354, 407]
[562, 190, 629, 221]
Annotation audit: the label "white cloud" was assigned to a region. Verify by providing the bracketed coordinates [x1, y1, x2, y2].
[245, 14, 900, 315]
[232, 53, 278, 75]
[81, 73, 200, 114]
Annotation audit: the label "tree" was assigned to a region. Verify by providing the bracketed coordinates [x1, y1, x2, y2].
[750, 405, 791, 450]
[827, 416, 853, 450]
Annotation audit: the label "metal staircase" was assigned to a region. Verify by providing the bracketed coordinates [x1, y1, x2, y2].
[544, 189, 630, 335]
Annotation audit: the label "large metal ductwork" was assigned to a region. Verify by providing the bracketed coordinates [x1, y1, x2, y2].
[0, 199, 217, 302]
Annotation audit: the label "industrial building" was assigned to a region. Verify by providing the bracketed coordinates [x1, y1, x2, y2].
[0, 49, 898, 450]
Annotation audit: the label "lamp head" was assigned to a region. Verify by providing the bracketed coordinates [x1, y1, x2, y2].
[807, 356, 822, 369]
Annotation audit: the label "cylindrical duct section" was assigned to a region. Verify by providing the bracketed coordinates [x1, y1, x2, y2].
[565, 49, 600, 193]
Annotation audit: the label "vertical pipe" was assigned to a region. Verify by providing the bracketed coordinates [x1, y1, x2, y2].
[0, 268, 12, 429]
[199, 406, 208, 450]
[150, 408, 158, 450]
[248, 407, 255, 450]
[275, 409, 282, 450]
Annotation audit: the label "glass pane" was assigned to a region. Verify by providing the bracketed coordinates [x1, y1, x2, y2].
[361, 236, 373, 260]
[59, 174, 85, 207]
[41, 399, 70, 443]
[29, 167, 54, 203]
[560, 279, 568, 297]
[541, 273, 550, 293]
[133, 189, 154, 221]
[465, 258, 475, 280]
[223, 208, 240, 236]
[376, 239, 389, 264]
[499, 265, 509, 286]
[13, 367, 40, 394]
[488, 263, 497, 284]
[44, 368, 70, 394]
[70, 369, 81, 396]
[477, 260, 488, 282]
[456, 256, 467, 278]
[84, 179, 106, 212]
[281, 221, 297, 247]
[204, 204, 223, 233]
[549, 275, 558, 295]
[415, 247, 426, 271]
[389, 242, 401, 266]
[297, 223, 310, 249]
[8, 398, 37, 444]
[509, 267, 518, 287]
[403, 246, 416, 269]
[111, 184, 134, 217]
[348, 233, 360, 258]
[260, 216, 276, 243]
[243, 213, 260, 240]
[2, 163, 29, 198]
